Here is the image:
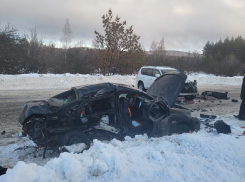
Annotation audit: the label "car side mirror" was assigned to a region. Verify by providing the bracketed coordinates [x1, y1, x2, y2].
[155, 74, 160, 77]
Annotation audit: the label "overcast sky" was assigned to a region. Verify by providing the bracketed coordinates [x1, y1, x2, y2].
[1, 0, 245, 53]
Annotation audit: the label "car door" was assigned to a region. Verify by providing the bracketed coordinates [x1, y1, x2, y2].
[146, 72, 187, 107]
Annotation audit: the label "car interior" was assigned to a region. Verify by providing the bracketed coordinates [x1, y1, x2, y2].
[81, 97, 116, 127]
[119, 93, 156, 130]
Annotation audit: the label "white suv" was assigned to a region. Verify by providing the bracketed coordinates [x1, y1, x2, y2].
[136, 66, 179, 91]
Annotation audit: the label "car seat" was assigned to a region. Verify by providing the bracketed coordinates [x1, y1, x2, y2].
[119, 97, 132, 127]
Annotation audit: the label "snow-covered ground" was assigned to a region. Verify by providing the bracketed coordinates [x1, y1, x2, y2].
[1, 122, 245, 182]
[0, 73, 245, 182]
[0, 74, 136, 90]
[187, 72, 243, 86]
[0, 72, 243, 90]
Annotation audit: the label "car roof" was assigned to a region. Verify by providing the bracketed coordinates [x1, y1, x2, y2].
[73, 82, 145, 99]
[141, 66, 177, 70]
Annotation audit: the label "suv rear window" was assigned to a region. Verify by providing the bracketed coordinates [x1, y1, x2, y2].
[141, 68, 157, 76]
[161, 70, 179, 74]
[145, 69, 153, 76]
[141, 68, 147, 75]
[141, 68, 153, 76]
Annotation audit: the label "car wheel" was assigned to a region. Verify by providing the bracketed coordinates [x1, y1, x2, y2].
[170, 124, 191, 135]
[59, 131, 90, 149]
[138, 82, 145, 91]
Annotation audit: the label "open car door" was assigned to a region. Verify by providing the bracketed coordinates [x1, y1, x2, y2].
[146, 72, 187, 107]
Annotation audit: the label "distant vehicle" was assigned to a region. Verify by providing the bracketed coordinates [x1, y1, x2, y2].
[18, 72, 200, 153]
[136, 66, 179, 91]
[136, 66, 197, 99]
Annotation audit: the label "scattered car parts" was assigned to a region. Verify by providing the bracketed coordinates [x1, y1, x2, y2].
[214, 120, 231, 134]
[200, 114, 217, 119]
[200, 119, 231, 134]
[0, 166, 7, 176]
[202, 91, 229, 100]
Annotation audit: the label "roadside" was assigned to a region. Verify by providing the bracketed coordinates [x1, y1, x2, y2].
[0, 83, 244, 170]
[0, 84, 243, 141]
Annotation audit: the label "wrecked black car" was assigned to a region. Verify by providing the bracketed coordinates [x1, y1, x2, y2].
[18, 73, 200, 150]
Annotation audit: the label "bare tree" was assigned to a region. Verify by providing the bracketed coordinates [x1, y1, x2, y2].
[24, 27, 43, 73]
[150, 38, 165, 53]
[157, 38, 165, 54]
[150, 37, 166, 66]
[92, 38, 100, 49]
[218, 54, 241, 76]
[61, 18, 72, 64]
[150, 40, 157, 52]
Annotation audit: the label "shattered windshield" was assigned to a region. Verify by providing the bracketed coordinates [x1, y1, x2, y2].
[48, 89, 77, 107]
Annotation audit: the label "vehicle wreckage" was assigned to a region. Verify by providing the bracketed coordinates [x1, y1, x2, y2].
[18, 73, 200, 155]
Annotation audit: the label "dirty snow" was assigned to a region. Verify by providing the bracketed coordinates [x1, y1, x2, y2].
[0, 72, 243, 90]
[0, 73, 245, 182]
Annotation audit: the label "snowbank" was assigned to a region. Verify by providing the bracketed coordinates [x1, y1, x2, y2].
[0, 74, 136, 90]
[0, 73, 243, 90]
[188, 72, 243, 86]
[1, 118, 245, 182]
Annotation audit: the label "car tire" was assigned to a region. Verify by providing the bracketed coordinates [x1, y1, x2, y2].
[59, 131, 90, 149]
[170, 124, 191, 135]
[138, 82, 145, 91]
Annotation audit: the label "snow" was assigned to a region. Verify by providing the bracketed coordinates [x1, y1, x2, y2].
[61, 143, 87, 153]
[0, 72, 243, 90]
[187, 72, 243, 86]
[0, 73, 245, 181]
[1, 122, 245, 182]
[0, 74, 136, 90]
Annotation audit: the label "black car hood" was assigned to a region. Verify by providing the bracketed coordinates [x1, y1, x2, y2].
[146, 72, 187, 107]
[18, 98, 67, 125]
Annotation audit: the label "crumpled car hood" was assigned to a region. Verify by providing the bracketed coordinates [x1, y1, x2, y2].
[146, 72, 187, 107]
[18, 101, 51, 125]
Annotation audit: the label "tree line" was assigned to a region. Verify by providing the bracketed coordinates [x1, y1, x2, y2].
[0, 9, 244, 76]
[202, 36, 245, 76]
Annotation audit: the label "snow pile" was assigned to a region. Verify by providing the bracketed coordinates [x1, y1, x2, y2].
[1, 128, 245, 182]
[0, 73, 243, 90]
[0, 74, 136, 90]
[188, 73, 243, 86]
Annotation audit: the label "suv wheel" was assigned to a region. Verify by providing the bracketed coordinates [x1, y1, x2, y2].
[138, 82, 145, 91]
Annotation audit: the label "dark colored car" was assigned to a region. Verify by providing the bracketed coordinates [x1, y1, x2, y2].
[18, 73, 200, 150]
